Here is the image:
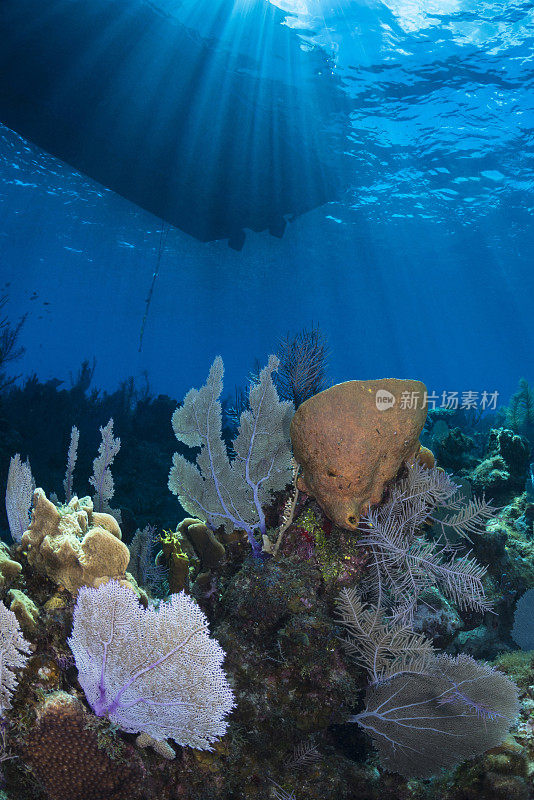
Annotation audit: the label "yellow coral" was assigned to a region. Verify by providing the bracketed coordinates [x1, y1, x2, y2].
[0, 542, 22, 588]
[8, 589, 39, 632]
[21, 489, 130, 595]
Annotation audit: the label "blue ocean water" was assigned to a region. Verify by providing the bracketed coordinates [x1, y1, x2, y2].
[1, 0, 533, 402]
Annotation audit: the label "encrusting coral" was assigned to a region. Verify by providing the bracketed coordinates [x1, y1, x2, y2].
[470, 427, 530, 500]
[0, 541, 22, 588]
[290, 378, 431, 529]
[8, 588, 38, 632]
[23, 692, 146, 800]
[20, 489, 134, 595]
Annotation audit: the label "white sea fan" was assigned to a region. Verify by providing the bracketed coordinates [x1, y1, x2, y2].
[89, 418, 120, 514]
[5, 453, 35, 543]
[68, 581, 235, 749]
[168, 355, 294, 555]
[63, 425, 80, 503]
[0, 602, 31, 714]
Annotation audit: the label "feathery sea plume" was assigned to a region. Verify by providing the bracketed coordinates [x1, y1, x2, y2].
[89, 418, 121, 518]
[275, 325, 329, 408]
[284, 740, 320, 772]
[128, 525, 168, 596]
[336, 587, 435, 684]
[357, 463, 493, 625]
[506, 378, 534, 440]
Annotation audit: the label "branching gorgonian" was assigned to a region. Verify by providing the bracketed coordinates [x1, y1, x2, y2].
[356, 462, 494, 626]
[336, 587, 435, 685]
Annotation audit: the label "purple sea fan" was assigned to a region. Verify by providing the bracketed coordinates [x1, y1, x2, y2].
[351, 654, 519, 779]
[68, 581, 235, 749]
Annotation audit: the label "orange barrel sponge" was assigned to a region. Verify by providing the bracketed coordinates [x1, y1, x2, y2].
[290, 379, 429, 530]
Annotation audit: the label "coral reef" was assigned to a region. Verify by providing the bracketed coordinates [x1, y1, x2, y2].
[290, 378, 429, 529]
[471, 493, 534, 597]
[433, 426, 477, 473]
[3, 364, 534, 800]
[470, 428, 530, 501]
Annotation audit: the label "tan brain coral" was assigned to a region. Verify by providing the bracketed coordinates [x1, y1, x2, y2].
[21, 489, 131, 594]
[290, 378, 433, 530]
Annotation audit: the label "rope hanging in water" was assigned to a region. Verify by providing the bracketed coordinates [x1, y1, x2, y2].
[138, 223, 170, 352]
